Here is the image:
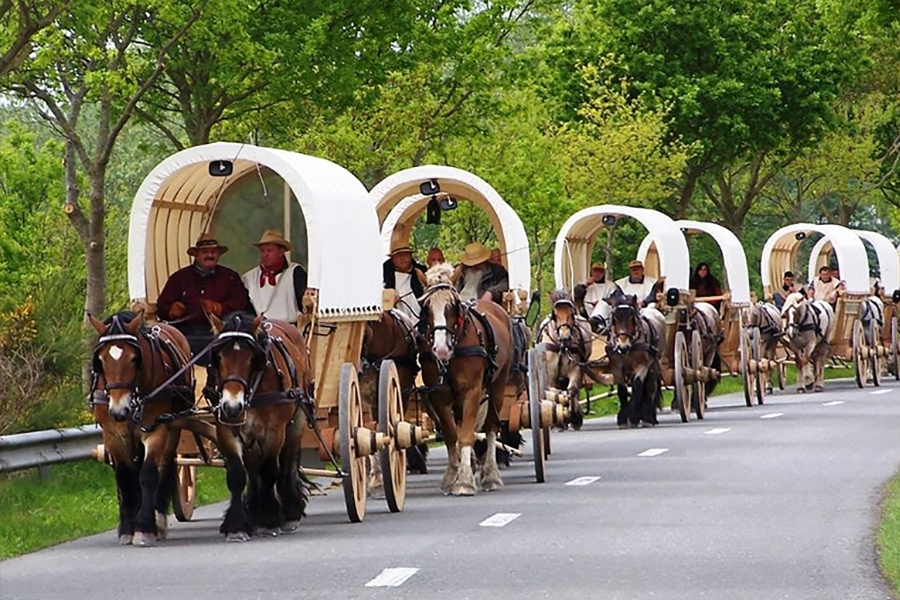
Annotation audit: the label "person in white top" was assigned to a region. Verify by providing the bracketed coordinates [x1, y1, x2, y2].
[383, 244, 427, 319]
[242, 229, 307, 323]
[615, 260, 659, 307]
[583, 263, 618, 315]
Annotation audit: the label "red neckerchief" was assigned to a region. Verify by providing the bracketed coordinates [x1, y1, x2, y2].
[259, 258, 287, 287]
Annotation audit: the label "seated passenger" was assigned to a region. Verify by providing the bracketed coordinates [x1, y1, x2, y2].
[427, 247, 445, 268]
[456, 242, 509, 303]
[615, 260, 658, 308]
[691, 262, 724, 310]
[773, 270, 797, 310]
[583, 262, 618, 316]
[810, 265, 843, 306]
[156, 233, 250, 356]
[383, 244, 426, 319]
[241, 230, 307, 324]
[489, 247, 503, 265]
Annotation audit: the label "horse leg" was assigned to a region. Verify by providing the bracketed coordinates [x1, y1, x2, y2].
[567, 364, 584, 431]
[452, 386, 485, 497]
[480, 381, 506, 492]
[133, 428, 169, 547]
[813, 343, 827, 392]
[616, 384, 630, 428]
[104, 429, 141, 545]
[433, 401, 460, 494]
[278, 413, 308, 532]
[151, 426, 182, 542]
[252, 446, 283, 534]
[216, 424, 252, 541]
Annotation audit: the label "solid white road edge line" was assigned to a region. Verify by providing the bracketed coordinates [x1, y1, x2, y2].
[479, 513, 521, 527]
[871, 389, 892, 395]
[638, 448, 669, 457]
[365, 568, 419, 587]
[822, 400, 845, 406]
[566, 476, 601, 486]
[704, 428, 731, 435]
[760, 412, 784, 419]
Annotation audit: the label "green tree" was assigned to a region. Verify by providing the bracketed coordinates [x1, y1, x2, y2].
[0, 0, 67, 78]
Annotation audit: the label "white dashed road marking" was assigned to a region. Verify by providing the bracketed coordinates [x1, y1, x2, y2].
[638, 448, 669, 457]
[479, 513, 521, 527]
[365, 568, 419, 587]
[822, 400, 845, 406]
[704, 428, 731, 435]
[760, 412, 784, 419]
[566, 476, 600, 486]
[871, 389, 892, 396]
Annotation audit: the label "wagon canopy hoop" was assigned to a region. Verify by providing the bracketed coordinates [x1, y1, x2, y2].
[806, 229, 900, 296]
[760, 223, 870, 296]
[370, 165, 531, 295]
[553, 205, 690, 292]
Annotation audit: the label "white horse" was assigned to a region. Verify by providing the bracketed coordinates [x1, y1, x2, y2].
[750, 301, 784, 393]
[781, 292, 835, 392]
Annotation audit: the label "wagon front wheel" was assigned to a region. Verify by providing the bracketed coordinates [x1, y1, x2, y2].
[378, 360, 407, 513]
[751, 328, 766, 406]
[691, 330, 706, 420]
[339, 363, 367, 523]
[172, 463, 196, 522]
[740, 327, 755, 408]
[892, 317, 900, 381]
[675, 331, 691, 423]
[527, 349, 546, 484]
[852, 320, 866, 389]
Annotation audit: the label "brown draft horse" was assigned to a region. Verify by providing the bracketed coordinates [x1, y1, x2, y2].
[208, 312, 313, 541]
[536, 290, 592, 430]
[360, 309, 429, 494]
[605, 293, 667, 427]
[89, 311, 198, 546]
[418, 264, 513, 496]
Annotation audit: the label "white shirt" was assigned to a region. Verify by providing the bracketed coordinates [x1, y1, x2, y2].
[584, 280, 617, 315]
[615, 275, 658, 304]
[242, 263, 301, 322]
[394, 272, 421, 319]
[459, 267, 484, 301]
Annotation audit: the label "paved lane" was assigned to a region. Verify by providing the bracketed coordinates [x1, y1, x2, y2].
[2, 380, 899, 600]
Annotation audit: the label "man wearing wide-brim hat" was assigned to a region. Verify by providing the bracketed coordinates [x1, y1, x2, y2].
[614, 259, 659, 308]
[242, 229, 308, 324]
[156, 232, 251, 354]
[456, 242, 509, 303]
[383, 242, 427, 319]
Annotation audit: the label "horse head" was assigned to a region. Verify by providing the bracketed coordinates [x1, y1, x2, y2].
[608, 293, 641, 350]
[780, 291, 807, 340]
[209, 312, 268, 422]
[89, 311, 145, 422]
[549, 289, 578, 346]
[420, 264, 465, 363]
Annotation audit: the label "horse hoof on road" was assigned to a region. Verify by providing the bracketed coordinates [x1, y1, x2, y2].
[118, 534, 133, 546]
[814, 385, 824, 392]
[281, 521, 300, 533]
[451, 483, 476, 496]
[226, 532, 251, 543]
[133, 532, 156, 547]
[155, 512, 168, 540]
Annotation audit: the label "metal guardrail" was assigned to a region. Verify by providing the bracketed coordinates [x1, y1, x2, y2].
[0, 425, 102, 473]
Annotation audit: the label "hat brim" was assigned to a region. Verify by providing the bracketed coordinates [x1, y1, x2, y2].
[460, 251, 491, 266]
[389, 247, 413, 257]
[188, 244, 228, 256]
[252, 240, 291, 251]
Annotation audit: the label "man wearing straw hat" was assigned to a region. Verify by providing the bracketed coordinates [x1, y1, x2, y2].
[383, 243, 427, 319]
[456, 241, 509, 303]
[242, 229, 308, 324]
[157, 233, 251, 354]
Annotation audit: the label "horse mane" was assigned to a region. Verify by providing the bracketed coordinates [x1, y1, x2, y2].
[103, 310, 139, 332]
[549, 289, 573, 306]
[426, 263, 455, 287]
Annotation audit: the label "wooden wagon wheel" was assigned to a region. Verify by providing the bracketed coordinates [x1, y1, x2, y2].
[527, 348, 546, 484]
[740, 327, 756, 408]
[891, 317, 900, 381]
[339, 363, 367, 523]
[378, 360, 406, 513]
[533, 343, 551, 458]
[852, 320, 867, 389]
[172, 463, 196, 522]
[751, 328, 766, 406]
[674, 331, 691, 423]
[870, 323, 882, 387]
[691, 330, 706, 420]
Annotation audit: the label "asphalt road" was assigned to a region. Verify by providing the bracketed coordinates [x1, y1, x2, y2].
[3, 379, 900, 600]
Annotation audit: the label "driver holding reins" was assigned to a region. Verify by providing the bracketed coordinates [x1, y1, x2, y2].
[156, 233, 251, 355]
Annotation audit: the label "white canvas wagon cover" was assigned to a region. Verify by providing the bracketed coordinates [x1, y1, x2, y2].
[636, 220, 752, 305]
[760, 223, 869, 296]
[555, 205, 690, 292]
[806, 229, 900, 296]
[128, 142, 382, 318]
[369, 165, 531, 294]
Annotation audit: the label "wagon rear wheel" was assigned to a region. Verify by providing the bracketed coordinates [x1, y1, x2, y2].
[751, 329, 766, 405]
[852, 320, 866, 389]
[339, 363, 367, 523]
[691, 330, 706, 420]
[892, 318, 900, 381]
[871, 324, 882, 387]
[534, 343, 551, 458]
[675, 331, 691, 423]
[378, 360, 406, 513]
[172, 463, 196, 522]
[528, 349, 546, 484]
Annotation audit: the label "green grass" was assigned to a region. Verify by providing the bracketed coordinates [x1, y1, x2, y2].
[879, 471, 900, 595]
[0, 460, 229, 560]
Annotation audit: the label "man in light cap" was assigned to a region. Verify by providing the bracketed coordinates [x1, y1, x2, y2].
[157, 232, 250, 355]
[582, 262, 619, 315]
[383, 243, 427, 319]
[615, 259, 659, 308]
[242, 229, 308, 324]
[456, 241, 509, 302]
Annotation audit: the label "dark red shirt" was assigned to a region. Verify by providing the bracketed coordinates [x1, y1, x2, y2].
[156, 264, 250, 325]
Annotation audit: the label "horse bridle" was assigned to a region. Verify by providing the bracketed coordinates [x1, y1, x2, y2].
[91, 332, 143, 406]
[611, 304, 642, 343]
[210, 330, 271, 398]
[419, 284, 466, 360]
